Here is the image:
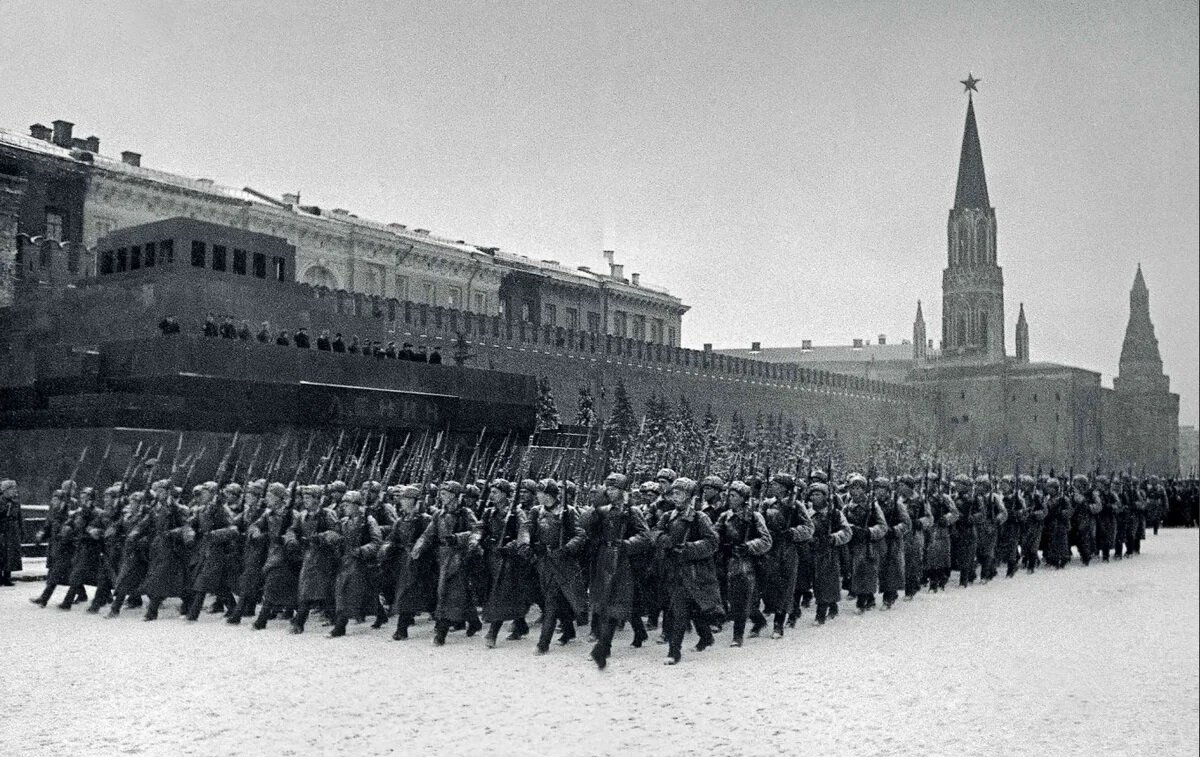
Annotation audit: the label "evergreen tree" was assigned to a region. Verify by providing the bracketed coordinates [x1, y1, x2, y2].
[575, 386, 598, 430]
[451, 332, 474, 366]
[535, 376, 560, 431]
[603, 378, 638, 453]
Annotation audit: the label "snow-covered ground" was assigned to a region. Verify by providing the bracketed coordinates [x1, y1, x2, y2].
[2, 530, 1197, 757]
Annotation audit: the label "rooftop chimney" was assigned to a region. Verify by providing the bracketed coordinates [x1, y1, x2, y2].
[331, 208, 350, 216]
[610, 263, 624, 279]
[29, 124, 52, 141]
[852, 338, 864, 349]
[631, 272, 640, 286]
[751, 341, 761, 351]
[877, 333, 887, 346]
[281, 192, 300, 206]
[52, 120, 74, 148]
[602, 250, 615, 264]
[386, 222, 407, 231]
[196, 178, 214, 186]
[120, 151, 141, 167]
[801, 339, 813, 350]
[82, 136, 100, 153]
[703, 343, 712, 352]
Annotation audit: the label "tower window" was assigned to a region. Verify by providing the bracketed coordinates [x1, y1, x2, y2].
[129, 245, 141, 270]
[191, 241, 206, 267]
[211, 245, 227, 272]
[144, 242, 156, 267]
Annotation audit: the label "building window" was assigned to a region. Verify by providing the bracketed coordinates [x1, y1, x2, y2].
[447, 286, 463, 310]
[565, 307, 579, 330]
[129, 245, 141, 270]
[520, 302, 532, 323]
[144, 242, 156, 267]
[631, 315, 645, 342]
[233, 248, 247, 275]
[1056, 392, 1062, 402]
[115, 247, 127, 272]
[212, 245, 227, 272]
[544, 303, 556, 327]
[394, 275, 409, 301]
[161, 239, 174, 264]
[668, 327, 675, 346]
[272, 256, 286, 282]
[588, 311, 601, 334]
[1033, 394, 1038, 403]
[499, 298, 508, 319]
[191, 241, 206, 267]
[100, 250, 114, 275]
[473, 292, 487, 313]
[651, 318, 663, 344]
[44, 210, 64, 242]
[613, 311, 627, 338]
[67, 246, 80, 274]
[422, 282, 436, 306]
[252, 252, 266, 278]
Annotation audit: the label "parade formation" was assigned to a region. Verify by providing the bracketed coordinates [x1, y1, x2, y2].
[3, 431, 1195, 671]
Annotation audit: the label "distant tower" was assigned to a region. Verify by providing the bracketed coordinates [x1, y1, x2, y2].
[1015, 303, 1029, 363]
[941, 85, 1006, 363]
[912, 300, 927, 360]
[1112, 265, 1179, 474]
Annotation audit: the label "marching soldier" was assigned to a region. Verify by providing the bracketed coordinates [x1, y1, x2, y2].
[1113, 475, 1135, 560]
[1019, 475, 1046, 573]
[712, 480, 771, 646]
[807, 482, 852, 624]
[251, 483, 301, 631]
[186, 482, 239, 621]
[996, 476, 1024, 578]
[62, 487, 103, 610]
[1044, 478, 1073, 568]
[758, 473, 813, 637]
[1145, 476, 1167, 536]
[1094, 476, 1118, 562]
[843, 473, 887, 612]
[1071, 475, 1099, 566]
[412, 481, 483, 646]
[30, 488, 76, 608]
[288, 485, 341, 634]
[898, 475, 931, 600]
[974, 476, 1007, 583]
[653, 477, 722, 665]
[229, 479, 270, 624]
[582, 473, 651, 670]
[86, 485, 124, 613]
[479, 478, 532, 647]
[924, 473, 958, 592]
[382, 485, 434, 640]
[328, 491, 383, 638]
[521, 478, 589, 653]
[139, 479, 195, 621]
[0, 479, 24, 586]
[876, 477, 912, 609]
[950, 475, 981, 587]
[107, 490, 151, 617]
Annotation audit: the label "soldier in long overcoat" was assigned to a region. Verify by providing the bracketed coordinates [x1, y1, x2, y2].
[228, 480, 270, 624]
[842, 474, 888, 612]
[1020, 476, 1046, 573]
[875, 478, 912, 609]
[479, 480, 532, 645]
[898, 476, 931, 599]
[1113, 476, 1135, 560]
[86, 485, 124, 613]
[628, 481, 662, 642]
[581, 473, 651, 670]
[807, 483, 852, 624]
[328, 491, 382, 637]
[973, 477, 1007, 583]
[287, 485, 341, 634]
[0, 479, 25, 586]
[30, 488, 75, 608]
[924, 479, 958, 591]
[364, 481, 397, 628]
[186, 482, 240, 621]
[138, 481, 195, 621]
[251, 483, 301, 630]
[383, 485, 434, 640]
[1072, 475, 1100, 566]
[61, 488, 105, 610]
[654, 477, 722, 666]
[757, 474, 813, 637]
[997, 476, 1024, 578]
[521, 479, 589, 652]
[1043, 479, 1073, 568]
[950, 475, 982, 586]
[1094, 476, 1118, 562]
[713, 481, 771, 646]
[412, 481, 483, 645]
[1145, 476, 1167, 536]
[107, 491, 150, 616]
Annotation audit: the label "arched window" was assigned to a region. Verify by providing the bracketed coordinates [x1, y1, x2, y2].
[301, 265, 339, 290]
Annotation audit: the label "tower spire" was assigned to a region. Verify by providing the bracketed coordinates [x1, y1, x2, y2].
[954, 96, 990, 209]
[1117, 265, 1164, 386]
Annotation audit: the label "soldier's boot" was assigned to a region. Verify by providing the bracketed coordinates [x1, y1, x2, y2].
[629, 616, 647, 648]
[59, 585, 82, 610]
[251, 604, 272, 631]
[814, 603, 829, 626]
[828, 602, 839, 620]
[1101, 549, 1110, 562]
[465, 612, 482, 638]
[0, 569, 11, 586]
[280, 608, 293, 620]
[186, 592, 206, 622]
[72, 586, 88, 603]
[748, 610, 766, 638]
[125, 596, 143, 609]
[328, 615, 348, 638]
[800, 591, 813, 609]
[392, 616, 411, 641]
[290, 606, 310, 634]
[694, 619, 715, 652]
[506, 617, 529, 641]
[30, 583, 55, 607]
[665, 639, 682, 666]
[86, 589, 109, 614]
[228, 596, 250, 625]
[486, 621, 504, 648]
[770, 613, 786, 639]
[370, 600, 388, 629]
[107, 593, 126, 618]
[208, 596, 226, 614]
[645, 610, 659, 630]
[558, 618, 576, 645]
[433, 619, 450, 646]
[730, 618, 746, 646]
[143, 597, 163, 622]
[590, 621, 615, 668]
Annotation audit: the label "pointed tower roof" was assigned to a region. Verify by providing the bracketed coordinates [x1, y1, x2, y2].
[1119, 264, 1164, 377]
[1016, 302, 1027, 325]
[954, 96, 990, 209]
[915, 299, 925, 322]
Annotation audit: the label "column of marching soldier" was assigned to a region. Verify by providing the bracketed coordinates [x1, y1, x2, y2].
[0, 467, 1179, 669]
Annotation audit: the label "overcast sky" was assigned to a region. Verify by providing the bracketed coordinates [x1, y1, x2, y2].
[5, 1, 1198, 423]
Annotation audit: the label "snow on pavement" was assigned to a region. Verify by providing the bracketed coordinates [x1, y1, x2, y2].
[1, 530, 1197, 757]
